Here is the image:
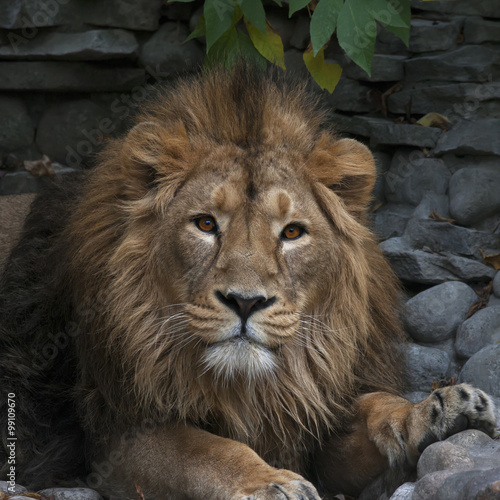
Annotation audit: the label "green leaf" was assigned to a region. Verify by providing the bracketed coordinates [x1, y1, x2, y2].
[204, 0, 236, 52]
[289, 0, 310, 17]
[272, 0, 282, 5]
[238, 0, 266, 34]
[337, 0, 377, 76]
[206, 26, 266, 69]
[310, 0, 343, 56]
[303, 47, 342, 93]
[186, 15, 206, 41]
[245, 19, 285, 69]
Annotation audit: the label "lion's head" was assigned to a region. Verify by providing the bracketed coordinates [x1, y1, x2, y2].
[68, 66, 403, 470]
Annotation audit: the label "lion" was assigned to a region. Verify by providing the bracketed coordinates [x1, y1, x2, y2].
[0, 66, 496, 500]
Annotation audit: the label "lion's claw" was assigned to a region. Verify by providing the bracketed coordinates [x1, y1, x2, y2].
[240, 474, 321, 500]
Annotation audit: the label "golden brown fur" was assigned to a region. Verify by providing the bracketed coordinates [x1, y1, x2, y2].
[1, 66, 496, 500]
[66, 67, 403, 468]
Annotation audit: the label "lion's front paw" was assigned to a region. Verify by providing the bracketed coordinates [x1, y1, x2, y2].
[415, 384, 498, 453]
[240, 469, 320, 500]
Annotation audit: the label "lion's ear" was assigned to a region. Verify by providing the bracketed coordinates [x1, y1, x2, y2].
[120, 120, 190, 200]
[307, 135, 376, 216]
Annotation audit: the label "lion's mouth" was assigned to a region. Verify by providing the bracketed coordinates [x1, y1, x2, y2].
[201, 335, 277, 379]
[207, 334, 272, 351]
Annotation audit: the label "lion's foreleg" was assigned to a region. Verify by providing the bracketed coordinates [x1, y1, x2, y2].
[92, 423, 320, 500]
[315, 385, 497, 497]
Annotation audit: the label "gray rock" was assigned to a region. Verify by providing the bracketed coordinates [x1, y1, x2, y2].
[404, 218, 500, 260]
[373, 151, 392, 174]
[471, 212, 500, 233]
[412, 194, 450, 219]
[459, 344, 500, 397]
[0, 97, 35, 153]
[449, 166, 500, 225]
[388, 482, 415, 500]
[456, 307, 500, 359]
[405, 46, 500, 83]
[402, 343, 450, 392]
[404, 281, 477, 343]
[380, 237, 496, 285]
[464, 16, 500, 44]
[38, 488, 103, 500]
[36, 100, 114, 166]
[139, 22, 203, 79]
[328, 114, 385, 138]
[162, 1, 195, 21]
[7, 0, 162, 30]
[372, 151, 392, 206]
[418, 441, 474, 477]
[385, 155, 450, 206]
[370, 204, 413, 241]
[0, 30, 138, 60]
[434, 119, 500, 156]
[0, 165, 80, 195]
[419, 467, 500, 500]
[404, 391, 430, 403]
[324, 77, 375, 113]
[409, 18, 461, 53]
[493, 271, 500, 298]
[289, 16, 309, 50]
[387, 82, 500, 119]
[492, 396, 500, 424]
[411, 470, 458, 500]
[441, 154, 500, 174]
[0, 62, 145, 92]
[488, 295, 500, 308]
[375, 25, 410, 56]
[410, 0, 500, 18]
[370, 122, 441, 149]
[0, 481, 26, 495]
[0, 1, 21, 29]
[343, 54, 405, 82]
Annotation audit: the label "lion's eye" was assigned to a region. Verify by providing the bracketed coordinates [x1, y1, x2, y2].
[195, 215, 217, 233]
[281, 224, 305, 240]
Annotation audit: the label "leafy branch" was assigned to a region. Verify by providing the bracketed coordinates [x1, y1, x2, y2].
[170, 0, 412, 92]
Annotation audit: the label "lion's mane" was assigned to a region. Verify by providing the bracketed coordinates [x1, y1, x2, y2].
[0, 66, 404, 488]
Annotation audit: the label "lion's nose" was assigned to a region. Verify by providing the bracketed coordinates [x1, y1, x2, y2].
[216, 291, 276, 323]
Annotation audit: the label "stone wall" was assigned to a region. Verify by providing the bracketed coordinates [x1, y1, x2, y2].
[1, 0, 500, 498]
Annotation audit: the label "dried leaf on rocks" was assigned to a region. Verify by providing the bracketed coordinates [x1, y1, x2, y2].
[480, 249, 500, 271]
[416, 112, 450, 131]
[431, 375, 457, 391]
[135, 483, 146, 500]
[24, 155, 55, 179]
[20, 494, 42, 499]
[0, 493, 9, 500]
[467, 281, 493, 319]
[428, 209, 455, 224]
